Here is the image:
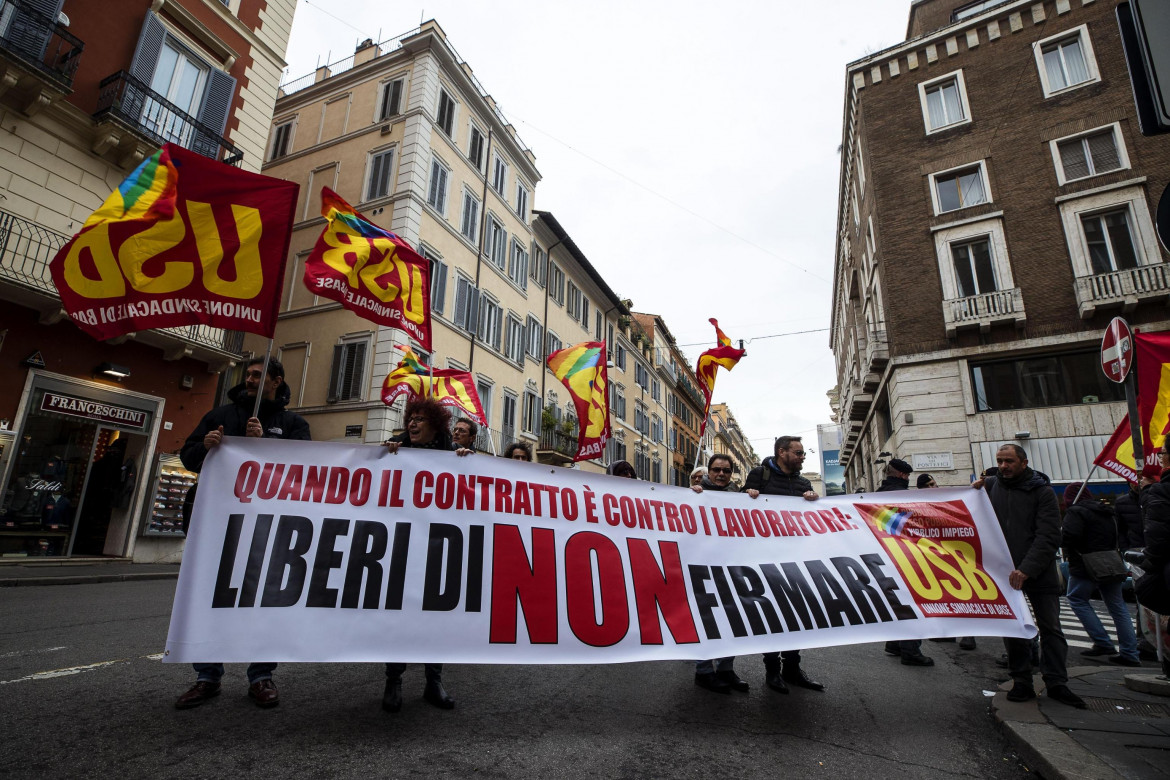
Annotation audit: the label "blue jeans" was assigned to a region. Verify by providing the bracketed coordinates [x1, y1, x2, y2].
[193, 662, 276, 685]
[696, 657, 734, 675]
[1066, 573, 1139, 661]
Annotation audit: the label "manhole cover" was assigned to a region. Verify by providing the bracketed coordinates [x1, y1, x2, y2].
[1082, 697, 1170, 717]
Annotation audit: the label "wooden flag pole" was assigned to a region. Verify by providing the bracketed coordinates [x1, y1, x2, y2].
[251, 339, 274, 419]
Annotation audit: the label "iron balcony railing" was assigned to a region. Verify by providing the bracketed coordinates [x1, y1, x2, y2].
[537, 428, 577, 458]
[0, 207, 244, 355]
[1076, 264, 1170, 314]
[93, 71, 243, 166]
[942, 287, 1025, 336]
[0, 0, 83, 87]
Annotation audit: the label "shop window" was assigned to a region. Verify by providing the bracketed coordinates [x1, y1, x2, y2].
[971, 350, 1126, 411]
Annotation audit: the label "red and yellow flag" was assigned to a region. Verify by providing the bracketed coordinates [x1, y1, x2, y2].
[380, 346, 486, 425]
[547, 342, 610, 462]
[1137, 330, 1170, 455]
[49, 143, 298, 340]
[1093, 416, 1147, 484]
[304, 188, 432, 351]
[695, 320, 745, 439]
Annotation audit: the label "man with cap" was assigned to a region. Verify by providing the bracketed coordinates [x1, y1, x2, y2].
[877, 459, 935, 666]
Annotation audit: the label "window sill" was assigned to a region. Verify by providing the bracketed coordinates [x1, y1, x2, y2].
[924, 118, 972, 136]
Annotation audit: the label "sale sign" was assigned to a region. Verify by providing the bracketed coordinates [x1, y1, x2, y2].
[164, 439, 1033, 664]
[49, 144, 298, 340]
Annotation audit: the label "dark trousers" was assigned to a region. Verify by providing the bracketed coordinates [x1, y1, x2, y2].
[885, 640, 923, 658]
[1004, 591, 1067, 687]
[386, 663, 442, 681]
[762, 650, 802, 666]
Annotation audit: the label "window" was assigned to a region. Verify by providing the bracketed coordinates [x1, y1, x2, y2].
[546, 331, 562, 359]
[580, 296, 590, 330]
[487, 217, 506, 269]
[595, 311, 603, 342]
[526, 315, 543, 359]
[606, 437, 627, 466]
[516, 182, 530, 220]
[651, 378, 661, 403]
[460, 191, 481, 243]
[477, 380, 493, 429]
[615, 342, 627, 371]
[328, 338, 367, 402]
[453, 276, 479, 332]
[952, 0, 1001, 22]
[549, 263, 565, 305]
[501, 392, 517, 444]
[1052, 125, 1125, 184]
[522, 390, 542, 434]
[468, 124, 485, 170]
[652, 457, 662, 483]
[426, 252, 447, 315]
[634, 362, 649, 390]
[530, 245, 547, 287]
[567, 281, 582, 321]
[651, 415, 663, 444]
[478, 297, 502, 350]
[504, 315, 524, 363]
[436, 88, 455, 136]
[634, 403, 649, 436]
[635, 449, 650, 480]
[971, 351, 1125, 412]
[1081, 210, 1139, 274]
[931, 163, 988, 214]
[378, 78, 403, 121]
[427, 157, 449, 215]
[918, 71, 970, 133]
[613, 386, 626, 421]
[950, 237, 998, 297]
[366, 148, 395, 201]
[491, 154, 508, 195]
[270, 121, 293, 160]
[508, 239, 528, 289]
[1035, 26, 1098, 97]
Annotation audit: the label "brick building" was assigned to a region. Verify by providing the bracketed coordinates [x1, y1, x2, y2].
[830, 0, 1170, 492]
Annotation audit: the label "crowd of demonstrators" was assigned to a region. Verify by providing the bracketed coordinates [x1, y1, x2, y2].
[1138, 442, 1170, 621]
[176, 357, 311, 711]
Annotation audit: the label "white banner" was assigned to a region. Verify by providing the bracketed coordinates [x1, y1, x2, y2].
[164, 439, 1034, 664]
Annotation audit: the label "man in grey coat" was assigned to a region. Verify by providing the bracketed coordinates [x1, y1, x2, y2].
[979, 444, 1084, 708]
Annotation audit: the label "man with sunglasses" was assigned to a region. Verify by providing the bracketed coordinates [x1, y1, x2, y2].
[743, 436, 825, 694]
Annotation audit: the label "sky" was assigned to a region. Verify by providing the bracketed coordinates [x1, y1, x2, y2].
[280, 0, 913, 468]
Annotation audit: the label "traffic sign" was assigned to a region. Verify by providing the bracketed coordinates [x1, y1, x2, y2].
[1101, 317, 1134, 383]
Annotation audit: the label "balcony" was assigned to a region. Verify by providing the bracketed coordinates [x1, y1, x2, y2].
[536, 428, 577, 465]
[0, 0, 83, 116]
[92, 71, 242, 167]
[864, 328, 888, 373]
[843, 379, 872, 423]
[0, 207, 244, 364]
[942, 287, 1025, 338]
[655, 357, 677, 384]
[1075, 264, 1170, 319]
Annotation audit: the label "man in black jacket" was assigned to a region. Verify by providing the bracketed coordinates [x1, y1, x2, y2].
[742, 435, 824, 694]
[878, 459, 934, 667]
[175, 357, 311, 711]
[979, 444, 1085, 708]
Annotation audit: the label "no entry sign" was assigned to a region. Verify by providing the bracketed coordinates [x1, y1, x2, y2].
[1101, 317, 1134, 383]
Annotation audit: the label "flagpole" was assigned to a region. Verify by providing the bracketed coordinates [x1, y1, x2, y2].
[1070, 463, 1099, 505]
[693, 409, 709, 474]
[251, 339, 274, 419]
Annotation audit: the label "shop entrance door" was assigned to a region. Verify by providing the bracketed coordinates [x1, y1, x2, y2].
[69, 427, 149, 557]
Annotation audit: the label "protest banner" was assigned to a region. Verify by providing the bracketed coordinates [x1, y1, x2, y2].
[164, 439, 1034, 664]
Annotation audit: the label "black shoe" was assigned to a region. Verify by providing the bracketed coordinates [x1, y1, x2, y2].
[1108, 655, 1141, 668]
[716, 670, 749, 692]
[782, 666, 825, 691]
[382, 676, 402, 713]
[424, 679, 455, 709]
[763, 664, 789, 694]
[694, 672, 731, 694]
[883, 642, 901, 656]
[1005, 682, 1036, 702]
[1046, 685, 1086, 709]
[1080, 646, 1114, 657]
[901, 653, 935, 667]
[959, 637, 977, 650]
[1139, 645, 1159, 662]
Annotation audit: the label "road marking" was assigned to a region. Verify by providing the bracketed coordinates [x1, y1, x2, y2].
[0, 659, 127, 685]
[143, 653, 164, 661]
[0, 646, 66, 660]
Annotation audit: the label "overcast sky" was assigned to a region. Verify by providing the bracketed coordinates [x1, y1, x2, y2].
[281, 0, 913, 467]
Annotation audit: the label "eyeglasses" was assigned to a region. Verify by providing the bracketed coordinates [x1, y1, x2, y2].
[408, 416, 428, 424]
[709, 467, 732, 474]
[788, 450, 806, 457]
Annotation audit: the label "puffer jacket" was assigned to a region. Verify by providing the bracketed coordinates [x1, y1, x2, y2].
[1114, 490, 1144, 551]
[1140, 472, 1170, 573]
[984, 468, 1062, 594]
[181, 381, 311, 473]
[1061, 498, 1118, 578]
[743, 457, 813, 497]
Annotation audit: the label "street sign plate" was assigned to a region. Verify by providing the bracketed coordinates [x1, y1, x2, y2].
[1101, 317, 1134, 383]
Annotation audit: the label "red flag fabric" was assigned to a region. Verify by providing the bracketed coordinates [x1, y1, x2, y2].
[546, 342, 610, 462]
[303, 188, 432, 351]
[1094, 416, 1143, 484]
[49, 144, 298, 340]
[380, 347, 486, 425]
[695, 320, 745, 440]
[1136, 330, 1170, 455]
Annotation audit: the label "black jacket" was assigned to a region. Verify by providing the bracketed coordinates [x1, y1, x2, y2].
[876, 475, 910, 492]
[390, 427, 453, 451]
[1114, 490, 1144, 551]
[1140, 474, 1170, 572]
[1061, 499, 1118, 578]
[984, 469, 1062, 594]
[743, 457, 812, 497]
[180, 382, 311, 473]
[699, 477, 729, 492]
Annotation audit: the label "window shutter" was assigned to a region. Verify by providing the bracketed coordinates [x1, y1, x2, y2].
[127, 10, 166, 126]
[7, 0, 63, 60]
[454, 279, 468, 328]
[328, 345, 344, 402]
[467, 288, 480, 335]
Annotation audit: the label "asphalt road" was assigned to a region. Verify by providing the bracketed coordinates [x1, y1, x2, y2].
[0, 579, 1030, 779]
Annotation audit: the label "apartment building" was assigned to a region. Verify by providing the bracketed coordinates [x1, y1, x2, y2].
[0, 0, 296, 560]
[829, 0, 1170, 493]
[709, 403, 758, 489]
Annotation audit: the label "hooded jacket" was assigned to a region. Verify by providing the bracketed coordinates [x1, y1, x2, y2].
[983, 469, 1061, 593]
[1061, 498, 1118, 578]
[181, 381, 311, 473]
[743, 457, 812, 497]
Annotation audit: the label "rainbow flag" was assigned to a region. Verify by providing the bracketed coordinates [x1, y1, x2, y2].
[695, 320, 746, 439]
[872, 507, 913, 536]
[547, 342, 610, 462]
[381, 346, 486, 425]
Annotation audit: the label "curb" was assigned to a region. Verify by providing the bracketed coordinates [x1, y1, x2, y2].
[0, 572, 180, 587]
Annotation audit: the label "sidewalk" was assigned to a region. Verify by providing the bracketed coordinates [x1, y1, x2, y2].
[0, 560, 180, 587]
[992, 664, 1170, 779]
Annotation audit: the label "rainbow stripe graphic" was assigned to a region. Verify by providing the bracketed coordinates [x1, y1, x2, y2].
[873, 507, 913, 536]
[321, 189, 397, 240]
[86, 147, 178, 229]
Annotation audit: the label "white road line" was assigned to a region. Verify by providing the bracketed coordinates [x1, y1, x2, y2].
[0, 659, 127, 685]
[0, 646, 66, 660]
